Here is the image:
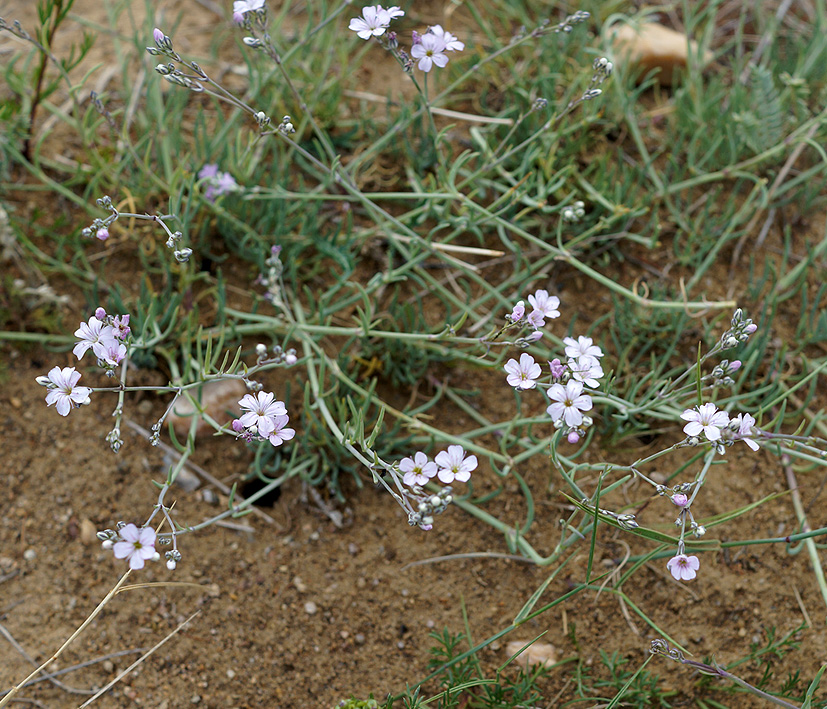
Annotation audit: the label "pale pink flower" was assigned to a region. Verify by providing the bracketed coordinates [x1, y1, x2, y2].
[434, 445, 477, 484]
[73, 317, 116, 359]
[349, 6, 391, 40]
[43, 366, 91, 417]
[112, 314, 131, 340]
[268, 414, 296, 447]
[428, 24, 464, 51]
[563, 335, 603, 359]
[567, 355, 603, 388]
[731, 413, 760, 451]
[411, 33, 448, 72]
[113, 524, 157, 570]
[400, 452, 437, 486]
[546, 380, 592, 427]
[667, 554, 699, 581]
[527, 290, 560, 320]
[98, 338, 127, 367]
[525, 309, 545, 329]
[681, 403, 730, 442]
[237, 391, 287, 437]
[671, 493, 689, 508]
[504, 352, 541, 390]
[549, 358, 566, 379]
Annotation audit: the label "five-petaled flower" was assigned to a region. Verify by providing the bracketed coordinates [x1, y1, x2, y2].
[563, 335, 603, 359]
[504, 352, 542, 390]
[113, 524, 157, 570]
[567, 354, 603, 388]
[267, 414, 296, 447]
[546, 380, 593, 427]
[434, 445, 477, 484]
[400, 452, 437, 486]
[527, 290, 560, 320]
[42, 366, 92, 417]
[349, 5, 394, 40]
[681, 403, 730, 442]
[666, 554, 699, 581]
[237, 391, 287, 437]
[411, 33, 448, 72]
[428, 24, 464, 51]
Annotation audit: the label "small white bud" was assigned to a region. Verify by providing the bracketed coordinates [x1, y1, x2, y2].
[166, 559, 177, 570]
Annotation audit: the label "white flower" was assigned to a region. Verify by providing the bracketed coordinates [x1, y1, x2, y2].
[400, 452, 437, 486]
[384, 5, 405, 19]
[434, 445, 477, 484]
[527, 290, 560, 319]
[680, 403, 730, 442]
[348, 6, 392, 40]
[504, 352, 542, 390]
[411, 33, 448, 72]
[563, 335, 603, 359]
[237, 391, 287, 437]
[98, 338, 127, 367]
[112, 524, 157, 570]
[546, 380, 592, 427]
[73, 316, 117, 360]
[428, 24, 464, 51]
[567, 354, 604, 388]
[42, 366, 92, 417]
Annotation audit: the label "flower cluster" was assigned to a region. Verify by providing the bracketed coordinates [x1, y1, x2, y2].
[681, 403, 760, 452]
[231, 391, 296, 447]
[37, 307, 132, 416]
[502, 291, 605, 444]
[198, 163, 240, 203]
[394, 445, 476, 530]
[347, 5, 464, 73]
[73, 307, 131, 370]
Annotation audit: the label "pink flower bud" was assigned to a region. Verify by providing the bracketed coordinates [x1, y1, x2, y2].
[233, 11, 244, 23]
[549, 358, 565, 379]
[231, 419, 245, 433]
[95, 227, 109, 241]
[95, 307, 107, 320]
[153, 27, 165, 43]
[728, 360, 741, 373]
[525, 330, 543, 342]
[671, 493, 689, 508]
[567, 431, 580, 444]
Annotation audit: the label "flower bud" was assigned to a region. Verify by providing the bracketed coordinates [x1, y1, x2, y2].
[96, 227, 109, 241]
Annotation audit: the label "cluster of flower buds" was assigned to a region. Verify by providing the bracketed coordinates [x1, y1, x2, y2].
[554, 10, 590, 34]
[562, 200, 586, 223]
[709, 358, 741, 386]
[277, 115, 295, 135]
[146, 27, 180, 60]
[233, 0, 266, 26]
[81, 195, 118, 241]
[254, 342, 298, 366]
[720, 308, 758, 349]
[407, 487, 454, 531]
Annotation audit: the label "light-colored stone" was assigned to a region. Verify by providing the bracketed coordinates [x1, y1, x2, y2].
[167, 379, 247, 438]
[607, 22, 713, 85]
[505, 640, 558, 668]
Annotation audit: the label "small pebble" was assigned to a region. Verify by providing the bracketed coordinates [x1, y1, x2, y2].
[23, 549, 36, 561]
[304, 601, 318, 615]
[355, 633, 366, 645]
[226, 669, 236, 679]
[102, 660, 114, 673]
